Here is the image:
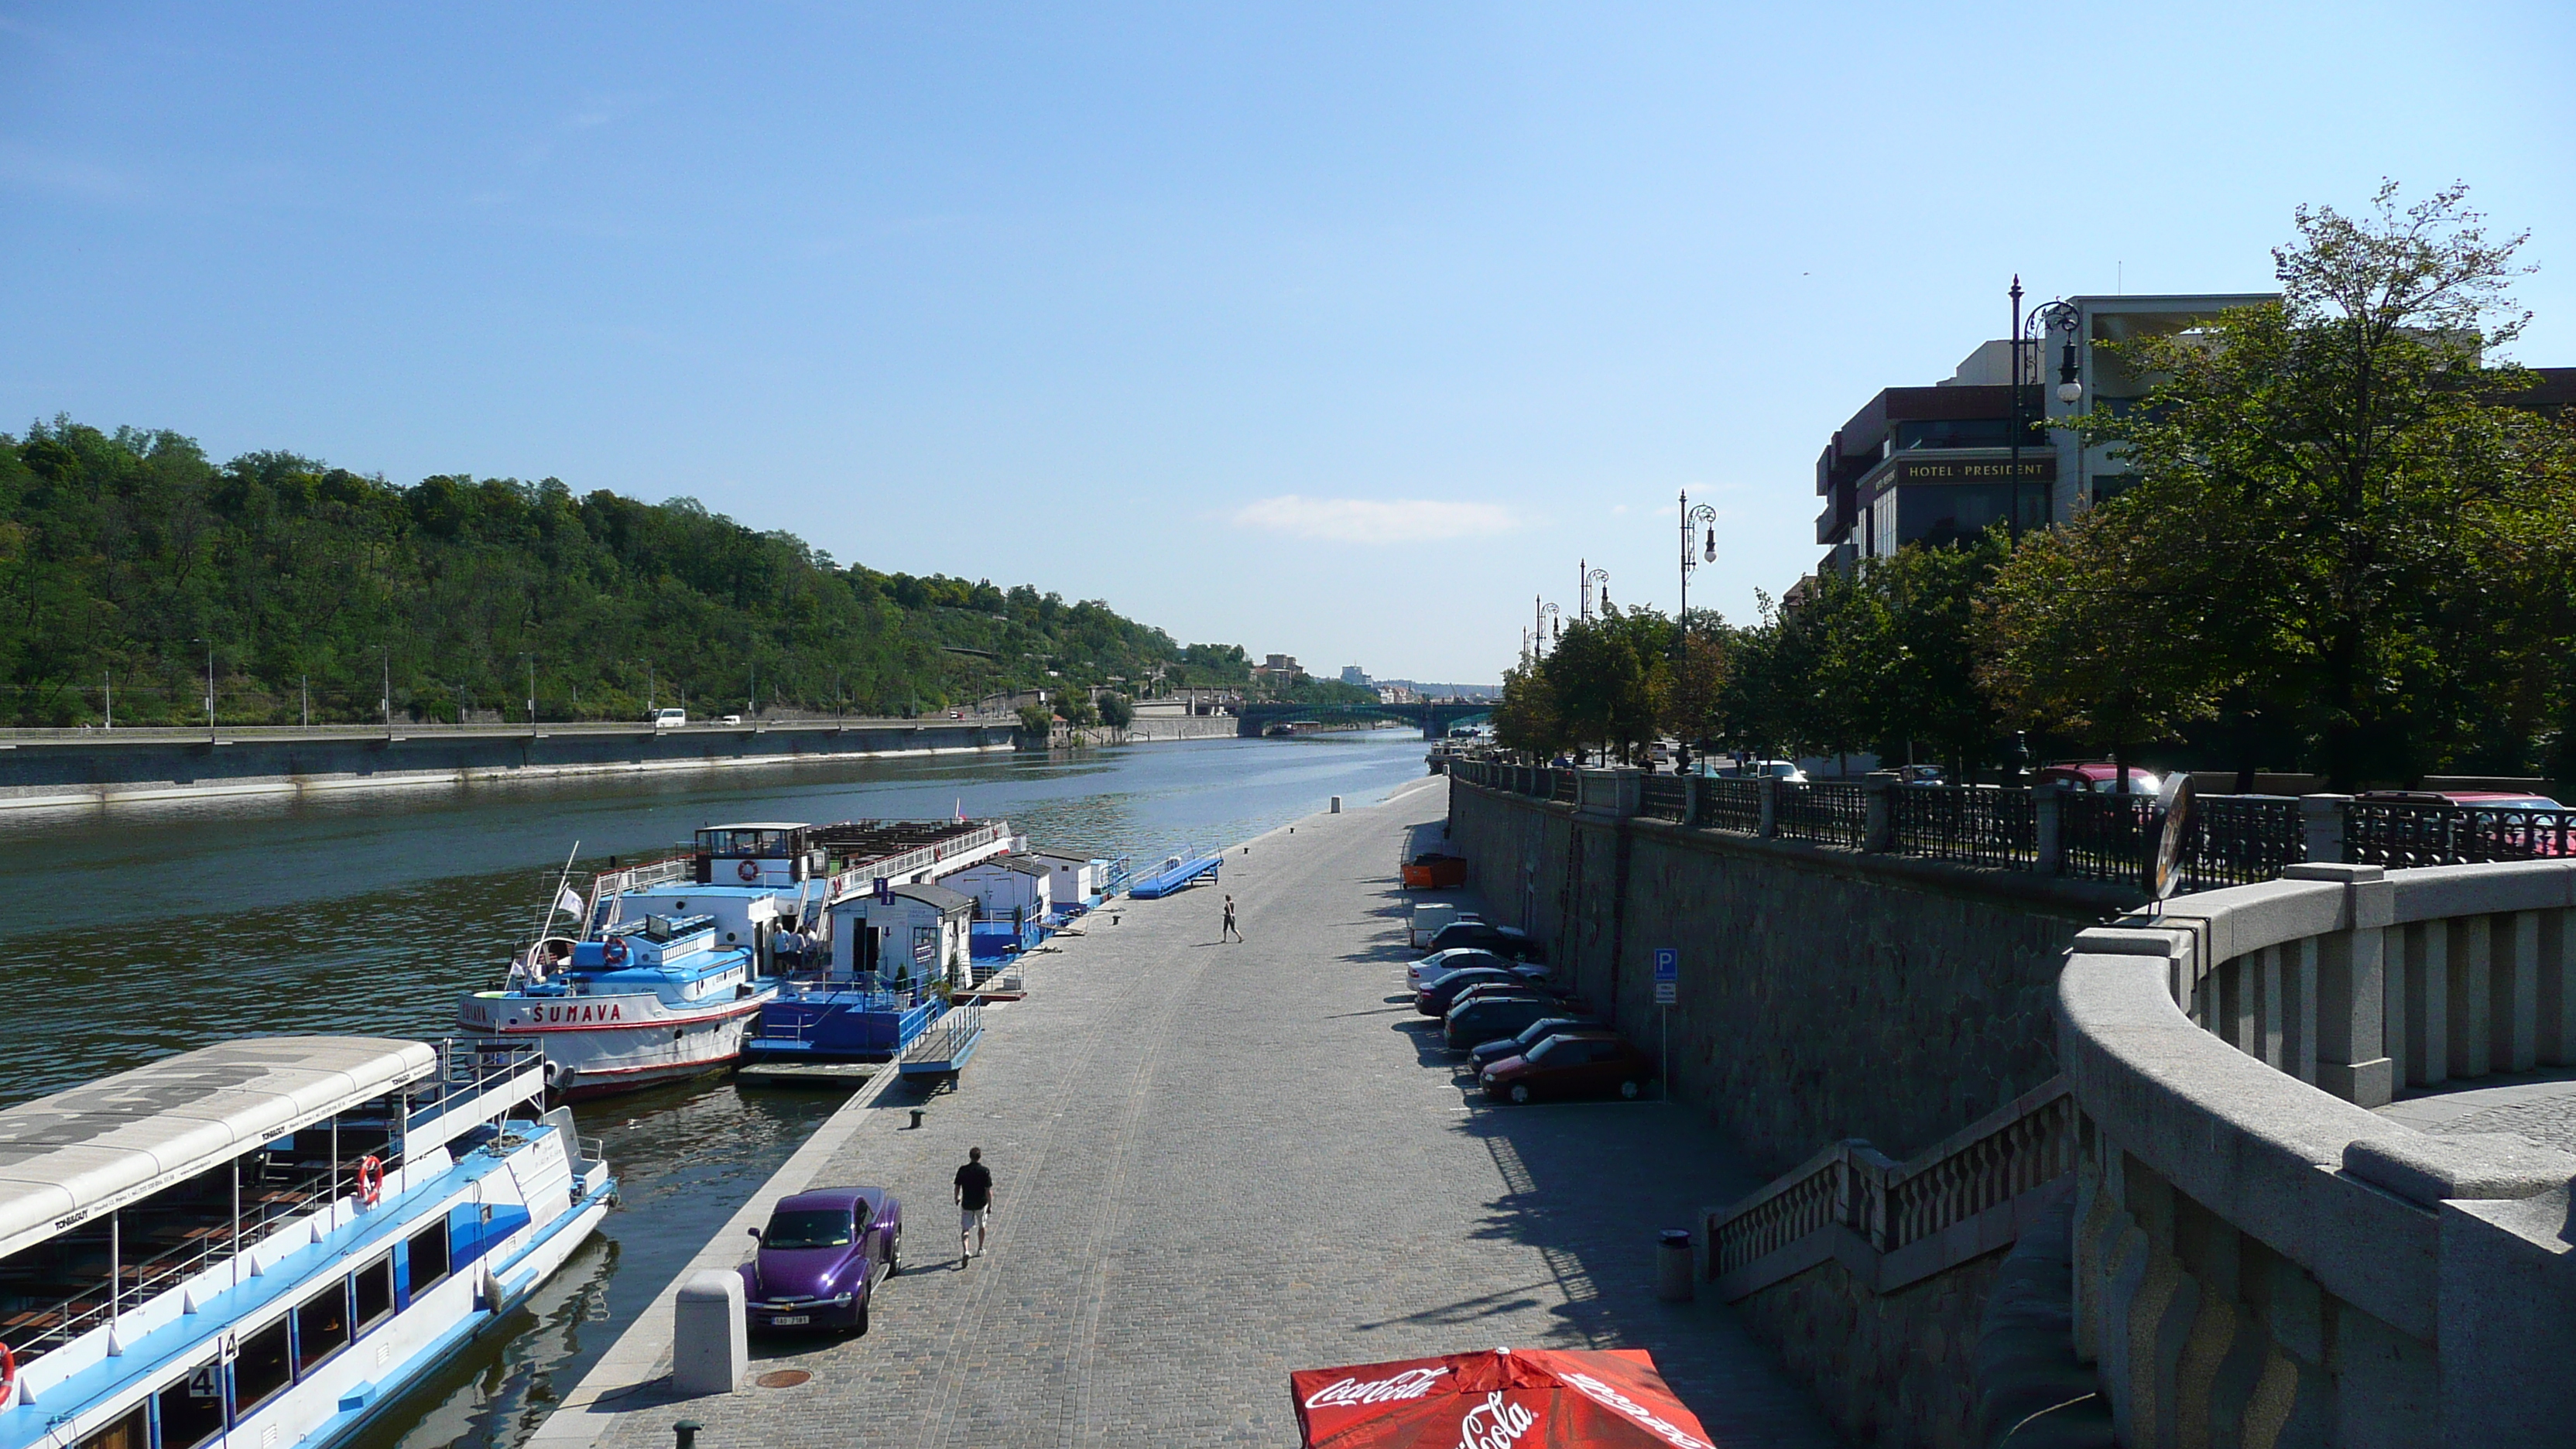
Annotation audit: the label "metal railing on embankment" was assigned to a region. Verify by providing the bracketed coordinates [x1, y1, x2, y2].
[1446, 759, 2576, 894]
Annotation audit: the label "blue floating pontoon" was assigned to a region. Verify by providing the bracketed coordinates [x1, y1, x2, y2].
[898, 1001, 984, 1077]
[1129, 852, 1223, 899]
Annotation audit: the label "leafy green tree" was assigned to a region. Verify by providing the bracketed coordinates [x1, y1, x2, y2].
[1545, 608, 1671, 764]
[1493, 662, 1565, 761]
[1016, 702, 1055, 735]
[1057, 692, 1099, 728]
[1985, 183, 2576, 786]
[1096, 692, 1134, 728]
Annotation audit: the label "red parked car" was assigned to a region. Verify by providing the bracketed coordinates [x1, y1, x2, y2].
[2035, 762, 2163, 795]
[1479, 1031, 1657, 1105]
[2356, 790, 2571, 857]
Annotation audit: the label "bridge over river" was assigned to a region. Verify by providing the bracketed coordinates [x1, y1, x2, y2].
[1233, 699, 1491, 738]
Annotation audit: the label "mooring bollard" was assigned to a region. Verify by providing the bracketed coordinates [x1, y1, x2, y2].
[674, 1423, 702, 1449]
[1331, 796, 1341, 813]
[909, 1108, 926, 1129]
[1656, 1230, 1694, 1303]
[673, 1272, 746, 1393]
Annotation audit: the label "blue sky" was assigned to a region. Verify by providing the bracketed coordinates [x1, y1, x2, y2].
[5, 3, 2571, 683]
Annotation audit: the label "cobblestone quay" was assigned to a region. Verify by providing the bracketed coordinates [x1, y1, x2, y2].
[560, 778, 1839, 1447]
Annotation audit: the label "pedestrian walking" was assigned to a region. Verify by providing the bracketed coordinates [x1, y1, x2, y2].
[1221, 893, 1242, 942]
[954, 1147, 995, 1262]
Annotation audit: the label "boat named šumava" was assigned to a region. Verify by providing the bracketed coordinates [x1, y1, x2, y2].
[0, 1036, 612, 1449]
[457, 820, 1012, 1099]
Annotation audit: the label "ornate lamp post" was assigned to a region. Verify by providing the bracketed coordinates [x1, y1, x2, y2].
[2008, 278, 2081, 533]
[1579, 560, 1609, 622]
[1533, 598, 1560, 658]
[1675, 489, 1718, 772]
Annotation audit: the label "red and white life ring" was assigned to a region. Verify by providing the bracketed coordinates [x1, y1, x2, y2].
[601, 936, 629, 967]
[737, 859, 761, 882]
[357, 1155, 384, 1207]
[0, 1338, 15, 1409]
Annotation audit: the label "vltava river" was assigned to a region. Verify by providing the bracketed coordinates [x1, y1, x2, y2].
[0, 731, 1430, 1449]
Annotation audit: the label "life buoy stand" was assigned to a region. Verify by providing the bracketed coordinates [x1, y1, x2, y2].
[601, 936, 629, 967]
[356, 1155, 384, 1208]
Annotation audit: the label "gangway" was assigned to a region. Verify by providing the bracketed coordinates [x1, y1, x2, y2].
[899, 999, 984, 1077]
[1129, 851, 1222, 899]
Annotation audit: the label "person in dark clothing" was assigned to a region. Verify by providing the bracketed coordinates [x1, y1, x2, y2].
[1221, 894, 1242, 942]
[954, 1147, 995, 1262]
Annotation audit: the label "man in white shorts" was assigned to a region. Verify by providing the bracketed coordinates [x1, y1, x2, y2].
[954, 1146, 995, 1262]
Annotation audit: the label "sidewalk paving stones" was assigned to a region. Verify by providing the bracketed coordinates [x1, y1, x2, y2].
[574, 777, 1841, 1447]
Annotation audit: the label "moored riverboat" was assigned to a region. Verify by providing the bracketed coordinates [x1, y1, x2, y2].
[457, 912, 773, 1100]
[0, 1036, 611, 1449]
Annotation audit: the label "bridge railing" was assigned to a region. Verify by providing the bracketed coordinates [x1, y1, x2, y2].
[2059, 858, 2576, 1442]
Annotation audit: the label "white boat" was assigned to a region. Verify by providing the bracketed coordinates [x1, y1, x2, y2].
[0, 1036, 611, 1449]
[457, 913, 773, 1100]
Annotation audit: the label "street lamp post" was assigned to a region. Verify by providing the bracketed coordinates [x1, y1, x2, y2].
[1579, 561, 1608, 622]
[191, 639, 214, 742]
[2008, 277, 2081, 534]
[1676, 488, 1718, 772]
[522, 653, 538, 734]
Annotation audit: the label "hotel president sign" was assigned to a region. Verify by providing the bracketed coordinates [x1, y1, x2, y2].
[1875, 454, 2055, 486]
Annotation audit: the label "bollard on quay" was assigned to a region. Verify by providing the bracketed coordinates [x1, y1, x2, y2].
[673, 1423, 701, 1449]
[909, 1108, 926, 1129]
[1656, 1230, 1694, 1303]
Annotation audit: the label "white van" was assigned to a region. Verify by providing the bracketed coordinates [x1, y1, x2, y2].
[652, 708, 687, 728]
[1410, 902, 1475, 951]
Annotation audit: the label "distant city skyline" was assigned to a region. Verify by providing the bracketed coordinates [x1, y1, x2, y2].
[4, 3, 2567, 680]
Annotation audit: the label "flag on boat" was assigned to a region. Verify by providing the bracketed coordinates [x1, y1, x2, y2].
[1291, 1348, 1714, 1448]
[552, 885, 586, 918]
[955, 797, 965, 822]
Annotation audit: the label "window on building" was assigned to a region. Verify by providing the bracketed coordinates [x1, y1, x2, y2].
[1893, 416, 2046, 450]
[1901, 484, 2017, 548]
[158, 1364, 226, 1449]
[232, 1317, 293, 1414]
[354, 1255, 396, 1333]
[74, 1404, 146, 1449]
[408, 1220, 450, 1293]
[296, 1280, 351, 1373]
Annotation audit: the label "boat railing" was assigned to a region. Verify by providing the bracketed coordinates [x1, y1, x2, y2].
[406, 1039, 545, 1136]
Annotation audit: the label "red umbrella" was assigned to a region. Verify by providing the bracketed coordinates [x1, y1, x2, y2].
[1291, 1347, 1717, 1448]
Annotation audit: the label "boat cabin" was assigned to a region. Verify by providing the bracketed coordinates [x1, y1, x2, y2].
[826, 883, 971, 987]
[692, 823, 826, 889]
[943, 855, 1054, 929]
[1026, 851, 1105, 911]
[0, 1037, 562, 1437]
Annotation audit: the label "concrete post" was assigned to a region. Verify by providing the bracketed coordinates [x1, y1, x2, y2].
[1758, 776, 1779, 839]
[2284, 862, 2396, 1106]
[1682, 774, 1702, 827]
[1862, 772, 1899, 854]
[2301, 794, 2352, 865]
[2035, 783, 2067, 875]
[673, 1270, 747, 1395]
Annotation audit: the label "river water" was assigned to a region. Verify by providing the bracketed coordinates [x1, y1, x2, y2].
[0, 731, 1430, 1449]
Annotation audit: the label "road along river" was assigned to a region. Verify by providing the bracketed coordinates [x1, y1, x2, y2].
[0, 731, 1430, 1449]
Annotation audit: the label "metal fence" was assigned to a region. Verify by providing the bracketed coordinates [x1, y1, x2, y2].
[1774, 781, 1868, 849]
[2187, 794, 2308, 888]
[1695, 778, 1764, 834]
[1639, 776, 1688, 822]
[2342, 798, 2576, 868]
[1889, 785, 2037, 869]
[2060, 792, 2158, 886]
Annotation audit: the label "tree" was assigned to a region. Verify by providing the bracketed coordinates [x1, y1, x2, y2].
[1660, 612, 1731, 758]
[1096, 691, 1134, 728]
[1057, 692, 1099, 728]
[1016, 701, 1054, 735]
[1493, 662, 1564, 761]
[1546, 608, 1671, 764]
[1987, 183, 2576, 786]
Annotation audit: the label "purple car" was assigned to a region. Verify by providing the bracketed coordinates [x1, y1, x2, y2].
[739, 1186, 904, 1333]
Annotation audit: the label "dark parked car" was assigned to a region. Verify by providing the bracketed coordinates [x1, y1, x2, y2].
[1444, 982, 1546, 1018]
[1467, 1016, 1610, 1072]
[1416, 967, 1541, 1016]
[1444, 994, 1560, 1051]
[739, 1187, 904, 1333]
[1480, 1032, 1657, 1104]
[1423, 920, 1546, 964]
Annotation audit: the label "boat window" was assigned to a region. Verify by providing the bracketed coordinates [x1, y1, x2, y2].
[156, 1363, 224, 1449]
[73, 1403, 146, 1449]
[762, 1208, 855, 1250]
[354, 1255, 396, 1331]
[232, 1317, 293, 1413]
[295, 1280, 351, 1373]
[408, 1221, 450, 1292]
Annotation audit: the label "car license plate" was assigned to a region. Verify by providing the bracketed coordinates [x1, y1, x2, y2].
[771, 1314, 809, 1326]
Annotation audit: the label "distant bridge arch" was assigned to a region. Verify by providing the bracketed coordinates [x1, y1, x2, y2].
[1234, 701, 1492, 741]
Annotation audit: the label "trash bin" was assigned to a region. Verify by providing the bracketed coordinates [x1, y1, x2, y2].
[1656, 1229, 1694, 1303]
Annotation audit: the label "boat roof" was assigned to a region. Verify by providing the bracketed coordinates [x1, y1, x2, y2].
[889, 882, 974, 913]
[0, 1036, 437, 1261]
[701, 821, 811, 834]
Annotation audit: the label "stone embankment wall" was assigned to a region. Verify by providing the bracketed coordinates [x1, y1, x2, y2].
[0, 722, 1015, 810]
[1447, 778, 2115, 1170]
[1447, 777, 2127, 1446]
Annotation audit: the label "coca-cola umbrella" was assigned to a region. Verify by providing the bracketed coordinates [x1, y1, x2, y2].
[1292, 1347, 1716, 1449]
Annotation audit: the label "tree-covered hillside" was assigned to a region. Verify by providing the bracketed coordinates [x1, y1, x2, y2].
[0, 420, 1265, 725]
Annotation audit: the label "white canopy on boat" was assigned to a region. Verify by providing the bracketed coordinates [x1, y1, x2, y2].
[0, 1036, 438, 1262]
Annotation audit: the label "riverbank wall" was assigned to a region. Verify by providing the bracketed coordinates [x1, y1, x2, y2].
[0, 721, 1016, 810]
[1444, 776, 2125, 1446]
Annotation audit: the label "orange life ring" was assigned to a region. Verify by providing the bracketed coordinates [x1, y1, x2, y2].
[601, 936, 629, 967]
[737, 859, 761, 882]
[0, 1338, 15, 1408]
[357, 1155, 384, 1207]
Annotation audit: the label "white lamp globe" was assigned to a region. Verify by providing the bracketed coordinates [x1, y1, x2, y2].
[2056, 382, 2084, 404]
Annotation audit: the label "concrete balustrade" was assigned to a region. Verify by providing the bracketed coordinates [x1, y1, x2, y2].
[2058, 856, 2576, 1446]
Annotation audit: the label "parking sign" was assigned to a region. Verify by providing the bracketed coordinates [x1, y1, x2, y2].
[1653, 947, 1677, 1005]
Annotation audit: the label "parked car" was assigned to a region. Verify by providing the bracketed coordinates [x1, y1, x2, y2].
[2035, 762, 2163, 795]
[1899, 764, 1945, 784]
[1467, 1016, 1612, 1073]
[1444, 993, 1561, 1052]
[1417, 967, 1544, 1016]
[1423, 920, 1546, 963]
[1407, 947, 1534, 992]
[2356, 790, 2571, 856]
[1712, 759, 1807, 783]
[651, 707, 687, 728]
[739, 1187, 904, 1334]
[721, 714, 745, 725]
[1480, 1032, 1659, 1105]
[1444, 981, 1550, 1017]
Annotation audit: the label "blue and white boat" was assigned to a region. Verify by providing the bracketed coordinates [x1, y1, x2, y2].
[457, 913, 773, 1100]
[0, 1036, 611, 1449]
